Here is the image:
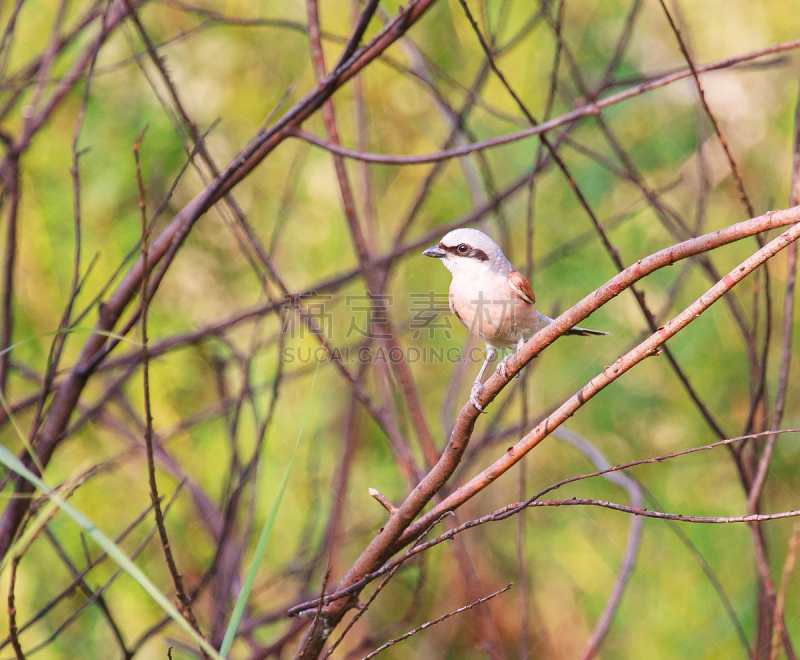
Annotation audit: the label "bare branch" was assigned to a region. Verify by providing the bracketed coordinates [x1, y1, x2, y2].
[292, 38, 800, 166]
[359, 583, 513, 660]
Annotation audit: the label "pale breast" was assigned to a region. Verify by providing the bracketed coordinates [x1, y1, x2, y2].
[449, 273, 540, 348]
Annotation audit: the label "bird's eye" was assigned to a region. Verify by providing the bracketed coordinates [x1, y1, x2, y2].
[457, 244, 469, 253]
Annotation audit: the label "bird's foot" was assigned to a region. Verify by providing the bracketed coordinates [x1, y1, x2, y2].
[497, 354, 518, 382]
[470, 381, 485, 413]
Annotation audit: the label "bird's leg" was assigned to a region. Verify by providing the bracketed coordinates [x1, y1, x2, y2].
[470, 347, 496, 413]
[498, 337, 526, 382]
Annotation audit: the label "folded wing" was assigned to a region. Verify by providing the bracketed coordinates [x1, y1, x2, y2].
[507, 270, 535, 304]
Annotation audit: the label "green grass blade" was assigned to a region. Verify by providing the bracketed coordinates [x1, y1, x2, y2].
[0, 328, 142, 358]
[0, 444, 223, 660]
[0, 328, 141, 474]
[219, 364, 319, 657]
[0, 382, 45, 476]
[0, 497, 59, 576]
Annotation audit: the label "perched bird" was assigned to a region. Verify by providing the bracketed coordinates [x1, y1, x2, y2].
[422, 228, 607, 412]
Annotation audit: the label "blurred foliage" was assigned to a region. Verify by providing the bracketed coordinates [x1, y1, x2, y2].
[1, 0, 800, 658]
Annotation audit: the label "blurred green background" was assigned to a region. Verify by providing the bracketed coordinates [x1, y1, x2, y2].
[1, 0, 800, 658]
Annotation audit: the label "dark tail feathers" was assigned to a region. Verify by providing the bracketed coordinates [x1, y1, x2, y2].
[537, 312, 608, 337]
[565, 326, 609, 337]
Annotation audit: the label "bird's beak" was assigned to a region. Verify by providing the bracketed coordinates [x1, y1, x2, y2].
[422, 245, 446, 258]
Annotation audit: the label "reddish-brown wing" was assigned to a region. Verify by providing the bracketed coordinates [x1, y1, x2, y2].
[507, 270, 535, 305]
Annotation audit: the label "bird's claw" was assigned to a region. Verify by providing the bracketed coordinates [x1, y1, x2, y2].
[498, 355, 518, 382]
[470, 382, 485, 413]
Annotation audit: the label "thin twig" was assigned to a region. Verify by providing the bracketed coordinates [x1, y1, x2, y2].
[292, 37, 800, 166]
[322, 514, 450, 658]
[288, 429, 799, 617]
[657, 0, 754, 218]
[133, 129, 208, 657]
[747, 67, 800, 510]
[0, 493, 160, 652]
[299, 568, 331, 660]
[359, 583, 513, 660]
[554, 428, 643, 660]
[7, 553, 25, 660]
[769, 524, 800, 660]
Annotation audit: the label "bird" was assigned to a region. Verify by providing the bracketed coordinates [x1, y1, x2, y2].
[422, 228, 607, 412]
